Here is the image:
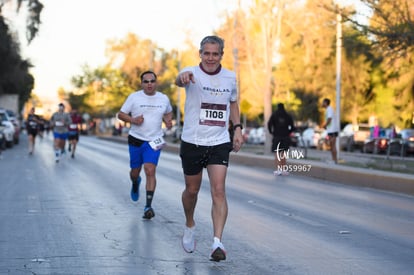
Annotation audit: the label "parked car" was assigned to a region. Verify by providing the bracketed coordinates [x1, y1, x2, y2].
[388, 128, 414, 156]
[5, 109, 20, 144]
[247, 127, 265, 144]
[340, 123, 371, 152]
[362, 128, 395, 154]
[0, 109, 15, 148]
[242, 127, 252, 143]
[0, 124, 6, 150]
[298, 127, 323, 148]
[317, 130, 331, 151]
[363, 137, 389, 154]
[289, 131, 300, 147]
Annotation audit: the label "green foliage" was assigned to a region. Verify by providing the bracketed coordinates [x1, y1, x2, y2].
[17, 0, 411, 130]
[0, 15, 34, 111]
[69, 65, 134, 117]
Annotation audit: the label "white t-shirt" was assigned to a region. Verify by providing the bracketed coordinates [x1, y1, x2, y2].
[180, 65, 238, 146]
[325, 105, 338, 133]
[120, 90, 172, 141]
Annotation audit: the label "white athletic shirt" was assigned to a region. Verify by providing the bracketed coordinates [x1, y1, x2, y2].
[325, 105, 338, 133]
[120, 90, 172, 141]
[180, 65, 238, 146]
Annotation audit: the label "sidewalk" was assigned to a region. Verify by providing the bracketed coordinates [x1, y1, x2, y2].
[99, 135, 414, 196]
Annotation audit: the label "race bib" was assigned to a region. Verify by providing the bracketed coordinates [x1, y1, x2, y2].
[149, 136, 165, 151]
[55, 121, 64, 126]
[199, 103, 227, 127]
[69, 123, 78, 130]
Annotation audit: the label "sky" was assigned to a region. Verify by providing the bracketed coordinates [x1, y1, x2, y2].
[4, 0, 365, 103]
[5, 0, 242, 101]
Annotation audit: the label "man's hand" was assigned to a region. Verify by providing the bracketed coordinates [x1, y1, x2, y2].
[177, 72, 195, 86]
[131, 114, 144, 125]
[232, 129, 244, 153]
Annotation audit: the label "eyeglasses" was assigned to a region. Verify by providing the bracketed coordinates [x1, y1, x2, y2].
[143, 79, 156, 84]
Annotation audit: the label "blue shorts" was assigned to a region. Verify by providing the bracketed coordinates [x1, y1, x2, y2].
[129, 142, 161, 169]
[53, 132, 68, 140]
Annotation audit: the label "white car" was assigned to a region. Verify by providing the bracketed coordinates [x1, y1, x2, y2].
[0, 109, 15, 148]
[297, 127, 323, 148]
[247, 127, 265, 144]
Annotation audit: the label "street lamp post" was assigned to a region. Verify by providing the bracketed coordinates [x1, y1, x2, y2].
[336, 12, 342, 161]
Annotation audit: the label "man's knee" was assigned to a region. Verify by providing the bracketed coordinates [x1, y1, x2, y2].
[144, 164, 156, 177]
[130, 168, 140, 180]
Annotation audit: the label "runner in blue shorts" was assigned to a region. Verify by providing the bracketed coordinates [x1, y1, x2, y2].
[117, 71, 173, 220]
[50, 103, 72, 163]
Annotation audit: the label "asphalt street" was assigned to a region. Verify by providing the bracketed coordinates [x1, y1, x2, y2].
[0, 133, 414, 275]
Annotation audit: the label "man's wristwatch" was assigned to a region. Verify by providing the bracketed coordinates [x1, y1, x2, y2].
[233, 124, 243, 131]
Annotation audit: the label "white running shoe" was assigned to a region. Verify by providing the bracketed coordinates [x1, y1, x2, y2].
[274, 170, 289, 176]
[182, 226, 196, 253]
[273, 170, 282, 176]
[210, 237, 226, 261]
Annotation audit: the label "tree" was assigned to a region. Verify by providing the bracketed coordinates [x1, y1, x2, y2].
[345, 0, 414, 127]
[275, 0, 338, 125]
[340, 24, 373, 124]
[70, 65, 133, 117]
[105, 32, 178, 99]
[0, 14, 33, 111]
[0, 0, 43, 44]
[346, 0, 414, 60]
[217, 0, 288, 153]
[0, 0, 43, 111]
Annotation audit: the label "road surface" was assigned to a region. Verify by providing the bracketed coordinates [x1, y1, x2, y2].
[0, 134, 413, 274]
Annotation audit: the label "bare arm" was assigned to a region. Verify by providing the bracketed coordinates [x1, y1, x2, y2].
[230, 101, 243, 152]
[117, 111, 144, 126]
[322, 117, 332, 129]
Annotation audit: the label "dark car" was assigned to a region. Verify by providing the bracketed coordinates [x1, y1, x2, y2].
[389, 129, 414, 156]
[363, 137, 389, 154]
[289, 131, 300, 147]
[363, 128, 395, 154]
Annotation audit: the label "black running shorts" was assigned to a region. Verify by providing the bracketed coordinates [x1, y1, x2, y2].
[271, 136, 291, 152]
[180, 141, 232, 175]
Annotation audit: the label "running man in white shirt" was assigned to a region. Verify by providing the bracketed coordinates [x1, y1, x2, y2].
[50, 103, 72, 163]
[322, 98, 339, 164]
[118, 71, 173, 219]
[175, 35, 244, 262]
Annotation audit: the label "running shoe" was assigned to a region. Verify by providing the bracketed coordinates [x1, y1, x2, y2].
[182, 226, 196, 253]
[130, 176, 141, 202]
[273, 170, 282, 176]
[210, 237, 226, 262]
[142, 206, 155, 219]
[273, 170, 289, 176]
[55, 151, 60, 163]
